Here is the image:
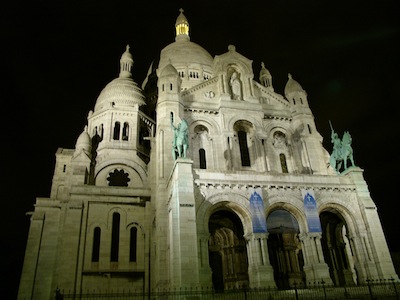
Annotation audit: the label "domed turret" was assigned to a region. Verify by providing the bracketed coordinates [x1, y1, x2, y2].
[159, 62, 179, 78]
[284, 73, 305, 98]
[74, 125, 91, 157]
[94, 45, 146, 112]
[284, 73, 309, 108]
[259, 62, 273, 90]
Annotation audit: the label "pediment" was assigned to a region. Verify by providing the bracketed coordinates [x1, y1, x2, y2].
[181, 77, 219, 105]
[254, 81, 290, 110]
[213, 45, 253, 76]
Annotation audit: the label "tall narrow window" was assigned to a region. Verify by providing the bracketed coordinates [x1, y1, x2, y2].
[113, 122, 121, 140]
[199, 148, 207, 169]
[130, 227, 138, 262]
[111, 212, 120, 262]
[307, 124, 312, 134]
[122, 122, 129, 141]
[92, 227, 101, 262]
[280, 153, 288, 173]
[238, 131, 250, 166]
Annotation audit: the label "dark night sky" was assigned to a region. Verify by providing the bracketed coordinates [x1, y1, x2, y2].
[1, 0, 399, 297]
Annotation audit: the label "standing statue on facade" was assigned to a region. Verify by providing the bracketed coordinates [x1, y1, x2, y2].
[171, 113, 189, 159]
[230, 71, 242, 100]
[328, 121, 355, 173]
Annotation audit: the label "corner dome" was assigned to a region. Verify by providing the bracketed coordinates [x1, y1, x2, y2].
[284, 73, 305, 97]
[74, 126, 91, 156]
[94, 45, 146, 112]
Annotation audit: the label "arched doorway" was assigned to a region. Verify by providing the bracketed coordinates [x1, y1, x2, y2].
[266, 209, 305, 289]
[320, 211, 356, 286]
[208, 210, 249, 291]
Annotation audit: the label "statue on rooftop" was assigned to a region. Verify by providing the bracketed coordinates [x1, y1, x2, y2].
[328, 121, 356, 173]
[171, 113, 189, 159]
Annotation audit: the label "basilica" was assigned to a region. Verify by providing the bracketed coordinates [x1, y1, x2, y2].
[18, 9, 397, 299]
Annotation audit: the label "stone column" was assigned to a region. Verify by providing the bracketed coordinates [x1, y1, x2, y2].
[299, 232, 332, 284]
[245, 233, 276, 288]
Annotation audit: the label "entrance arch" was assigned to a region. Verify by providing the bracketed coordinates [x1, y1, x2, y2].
[208, 210, 249, 291]
[266, 209, 305, 289]
[320, 210, 357, 286]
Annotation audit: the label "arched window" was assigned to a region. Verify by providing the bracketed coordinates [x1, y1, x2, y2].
[238, 130, 250, 166]
[280, 153, 288, 173]
[110, 212, 120, 262]
[92, 227, 101, 262]
[130, 227, 137, 262]
[113, 122, 121, 140]
[122, 122, 129, 141]
[199, 148, 207, 169]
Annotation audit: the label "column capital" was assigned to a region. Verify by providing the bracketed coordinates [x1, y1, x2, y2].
[298, 232, 322, 241]
[244, 232, 269, 242]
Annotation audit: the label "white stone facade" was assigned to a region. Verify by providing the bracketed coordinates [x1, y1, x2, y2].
[18, 10, 397, 299]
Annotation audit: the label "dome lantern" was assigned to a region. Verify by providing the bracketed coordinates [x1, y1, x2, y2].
[175, 8, 190, 41]
[119, 45, 134, 78]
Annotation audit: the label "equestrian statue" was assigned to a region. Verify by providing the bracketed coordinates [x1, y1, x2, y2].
[171, 112, 189, 160]
[328, 121, 356, 173]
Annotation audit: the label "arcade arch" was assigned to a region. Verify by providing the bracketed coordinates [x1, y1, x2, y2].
[208, 209, 249, 291]
[266, 209, 305, 289]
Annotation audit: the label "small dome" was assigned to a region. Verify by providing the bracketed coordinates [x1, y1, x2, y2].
[284, 73, 305, 97]
[94, 46, 146, 111]
[75, 126, 91, 154]
[95, 78, 145, 111]
[159, 63, 179, 77]
[259, 62, 271, 78]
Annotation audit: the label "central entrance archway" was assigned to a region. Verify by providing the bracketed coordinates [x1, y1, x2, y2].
[208, 210, 249, 291]
[266, 209, 305, 289]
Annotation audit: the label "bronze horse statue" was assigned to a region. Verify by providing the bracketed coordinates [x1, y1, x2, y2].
[329, 125, 355, 173]
[171, 114, 189, 159]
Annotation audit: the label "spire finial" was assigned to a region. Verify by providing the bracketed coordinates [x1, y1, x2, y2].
[261, 62, 265, 68]
[179, 8, 184, 13]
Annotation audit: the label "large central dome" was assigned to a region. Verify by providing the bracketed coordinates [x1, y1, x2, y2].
[143, 9, 214, 92]
[158, 39, 213, 75]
